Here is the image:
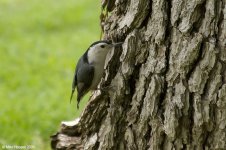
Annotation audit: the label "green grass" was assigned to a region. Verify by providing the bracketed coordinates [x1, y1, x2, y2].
[0, 0, 100, 149]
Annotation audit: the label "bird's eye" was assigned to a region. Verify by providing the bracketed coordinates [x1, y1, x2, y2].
[100, 45, 105, 48]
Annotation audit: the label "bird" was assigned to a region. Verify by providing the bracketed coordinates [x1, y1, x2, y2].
[70, 40, 123, 109]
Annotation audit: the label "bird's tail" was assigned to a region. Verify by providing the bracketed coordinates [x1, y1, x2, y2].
[77, 100, 80, 109]
[70, 89, 75, 104]
[77, 97, 81, 109]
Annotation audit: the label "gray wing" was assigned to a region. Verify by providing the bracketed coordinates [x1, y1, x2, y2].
[70, 62, 79, 103]
[70, 52, 94, 108]
[76, 63, 94, 108]
[70, 57, 85, 103]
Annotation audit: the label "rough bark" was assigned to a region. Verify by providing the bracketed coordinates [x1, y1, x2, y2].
[51, 0, 226, 149]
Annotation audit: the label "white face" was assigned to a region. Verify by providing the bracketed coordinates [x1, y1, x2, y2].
[87, 42, 113, 64]
[92, 42, 113, 52]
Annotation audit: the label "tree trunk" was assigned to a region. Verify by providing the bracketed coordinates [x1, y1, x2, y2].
[51, 0, 226, 149]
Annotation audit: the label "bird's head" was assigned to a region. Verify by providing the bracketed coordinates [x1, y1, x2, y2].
[87, 40, 123, 64]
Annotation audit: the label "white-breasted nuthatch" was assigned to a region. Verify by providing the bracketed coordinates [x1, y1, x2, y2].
[70, 40, 123, 109]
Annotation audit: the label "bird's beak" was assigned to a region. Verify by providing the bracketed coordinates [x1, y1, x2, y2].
[112, 42, 123, 47]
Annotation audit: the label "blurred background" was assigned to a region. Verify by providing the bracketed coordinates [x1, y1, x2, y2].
[0, 0, 100, 149]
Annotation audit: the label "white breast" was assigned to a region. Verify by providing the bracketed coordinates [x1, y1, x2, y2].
[90, 65, 105, 89]
[87, 46, 111, 89]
